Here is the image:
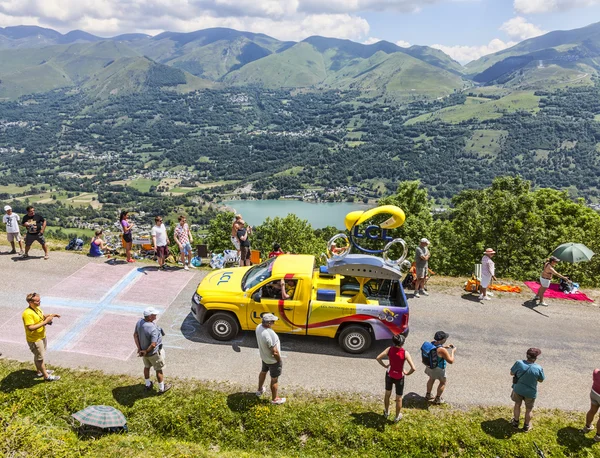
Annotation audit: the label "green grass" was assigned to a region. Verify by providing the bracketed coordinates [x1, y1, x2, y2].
[0, 359, 598, 457]
[274, 166, 304, 177]
[0, 184, 32, 194]
[465, 129, 508, 158]
[127, 178, 160, 193]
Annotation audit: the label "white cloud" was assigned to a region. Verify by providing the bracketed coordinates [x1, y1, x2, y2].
[395, 40, 410, 47]
[514, 0, 600, 14]
[298, 0, 446, 14]
[431, 38, 517, 64]
[363, 36, 382, 44]
[500, 16, 546, 40]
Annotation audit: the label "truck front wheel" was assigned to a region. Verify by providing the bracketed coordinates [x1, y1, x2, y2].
[206, 312, 240, 341]
[339, 325, 372, 354]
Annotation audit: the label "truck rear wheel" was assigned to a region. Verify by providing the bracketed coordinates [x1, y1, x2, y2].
[206, 312, 240, 341]
[339, 325, 372, 354]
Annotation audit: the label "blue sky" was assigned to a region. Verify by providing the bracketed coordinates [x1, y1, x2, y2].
[0, 0, 599, 63]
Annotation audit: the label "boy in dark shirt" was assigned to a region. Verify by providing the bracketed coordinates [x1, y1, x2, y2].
[22, 206, 49, 260]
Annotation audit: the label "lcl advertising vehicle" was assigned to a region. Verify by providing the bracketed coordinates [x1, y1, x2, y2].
[191, 205, 411, 353]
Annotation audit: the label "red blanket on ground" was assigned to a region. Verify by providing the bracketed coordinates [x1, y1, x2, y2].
[524, 281, 595, 303]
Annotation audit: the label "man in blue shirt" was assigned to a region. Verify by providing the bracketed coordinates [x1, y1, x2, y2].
[510, 347, 545, 432]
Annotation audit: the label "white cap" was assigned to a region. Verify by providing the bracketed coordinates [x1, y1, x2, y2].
[4, 205, 11, 212]
[420, 238, 430, 244]
[261, 313, 279, 323]
[143, 307, 160, 317]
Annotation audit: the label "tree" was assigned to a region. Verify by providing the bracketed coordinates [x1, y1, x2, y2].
[206, 211, 235, 253]
[253, 214, 325, 258]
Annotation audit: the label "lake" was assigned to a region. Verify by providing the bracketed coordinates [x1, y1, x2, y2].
[222, 200, 371, 229]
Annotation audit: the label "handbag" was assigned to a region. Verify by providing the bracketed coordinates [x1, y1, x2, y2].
[513, 363, 532, 385]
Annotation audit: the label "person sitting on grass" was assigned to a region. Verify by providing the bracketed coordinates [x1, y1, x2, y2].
[89, 229, 107, 257]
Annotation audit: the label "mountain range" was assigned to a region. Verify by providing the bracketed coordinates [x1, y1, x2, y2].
[1, 21, 599, 100]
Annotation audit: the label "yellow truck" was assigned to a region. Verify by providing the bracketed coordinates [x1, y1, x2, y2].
[191, 253, 410, 353]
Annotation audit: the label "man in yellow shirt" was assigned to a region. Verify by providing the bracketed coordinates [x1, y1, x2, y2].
[22, 292, 61, 381]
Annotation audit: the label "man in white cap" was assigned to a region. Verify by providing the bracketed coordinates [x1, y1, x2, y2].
[414, 238, 431, 298]
[133, 307, 171, 394]
[3, 205, 24, 255]
[255, 313, 285, 405]
[479, 248, 497, 301]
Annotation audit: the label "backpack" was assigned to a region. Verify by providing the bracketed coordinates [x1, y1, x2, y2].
[559, 278, 572, 293]
[421, 341, 439, 369]
[402, 272, 414, 289]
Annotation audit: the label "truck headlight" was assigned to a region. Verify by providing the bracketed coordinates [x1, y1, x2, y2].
[192, 292, 202, 305]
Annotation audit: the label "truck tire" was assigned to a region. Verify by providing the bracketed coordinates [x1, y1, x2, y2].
[206, 312, 240, 341]
[339, 325, 372, 354]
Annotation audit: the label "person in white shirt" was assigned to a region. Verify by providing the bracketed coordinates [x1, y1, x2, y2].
[479, 248, 497, 301]
[3, 205, 24, 255]
[255, 313, 286, 405]
[151, 216, 170, 271]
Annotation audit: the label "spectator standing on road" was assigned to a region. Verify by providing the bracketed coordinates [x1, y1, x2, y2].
[255, 313, 286, 405]
[120, 211, 135, 263]
[535, 256, 569, 306]
[510, 348, 545, 432]
[174, 215, 195, 271]
[424, 331, 456, 405]
[22, 293, 60, 381]
[237, 220, 252, 266]
[133, 307, 171, 394]
[376, 334, 416, 422]
[3, 205, 24, 255]
[151, 216, 170, 271]
[22, 206, 49, 260]
[89, 229, 107, 257]
[414, 238, 431, 297]
[580, 369, 600, 441]
[479, 248, 497, 301]
[231, 214, 242, 254]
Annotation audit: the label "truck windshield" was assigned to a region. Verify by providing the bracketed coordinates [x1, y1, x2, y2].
[242, 257, 276, 291]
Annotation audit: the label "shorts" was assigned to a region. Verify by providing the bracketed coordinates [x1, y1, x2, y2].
[416, 267, 428, 279]
[7, 232, 21, 242]
[27, 338, 47, 361]
[261, 361, 282, 378]
[511, 390, 535, 409]
[240, 246, 251, 262]
[123, 232, 133, 243]
[231, 236, 240, 250]
[143, 348, 166, 371]
[480, 274, 492, 288]
[425, 366, 446, 380]
[25, 233, 46, 247]
[385, 372, 405, 395]
[591, 389, 600, 406]
[540, 277, 551, 288]
[181, 242, 192, 256]
[156, 245, 169, 258]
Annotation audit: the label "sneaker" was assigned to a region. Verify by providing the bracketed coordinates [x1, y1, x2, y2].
[44, 255, 49, 260]
[189, 264, 197, 269]
[394, 413, 403, 422]
[594, 434, 600, 442]
[523, 423, 532, 432]
[478, 294, 484, 300]
[383, 410, 389, 419]
[158, 384, 172, 394]
[44, 375, 60, 382]
[9, 250, 16, 254]
[271, 397, 286, 405]
[580, 425, 594, 433]
[487, 292, 494, 297]
[144, 382, 154, 391]
[256, 388, 265, 397]
[414, 292, 420, 298]
[184, 265, 189, 271]
[420, 290, 429, 296]
[540, 302, 549, 306]
[510, 418, 519, 429]
[433, 397, 446, 405]
[22, 253, 29, 258]
[425, 392, 434, 401]
[36, 370, 54, 378]
[483, 295, 491, 301]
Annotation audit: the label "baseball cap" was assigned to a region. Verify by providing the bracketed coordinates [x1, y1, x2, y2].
[143, 307, 160, 317]
[420, 238, 430, 244]
[434, 331, 448, 341]
[527, 347, 541, 359]
[262, 313, 279, 323]
[3, 205, 11, 212]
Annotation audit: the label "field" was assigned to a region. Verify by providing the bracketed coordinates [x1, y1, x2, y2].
[0, 184, 32, 194]
[126, 179, 160, 193]
[465, 129, 508, 158]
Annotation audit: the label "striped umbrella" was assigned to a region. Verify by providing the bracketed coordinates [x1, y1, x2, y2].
[72, 405, 127, 428]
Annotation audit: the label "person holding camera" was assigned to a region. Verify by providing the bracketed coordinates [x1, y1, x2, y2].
[237, 220, 252, 266]
[424, 331, 456, 405]
[133, 307, 171, 394]
[510, 348, 545, 432]
[22, 293, 60, 381]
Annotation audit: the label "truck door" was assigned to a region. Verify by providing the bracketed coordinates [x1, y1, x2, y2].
[248, 278, 301, 333]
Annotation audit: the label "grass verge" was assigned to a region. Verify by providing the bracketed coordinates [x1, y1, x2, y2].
[0, 360, 598, 457]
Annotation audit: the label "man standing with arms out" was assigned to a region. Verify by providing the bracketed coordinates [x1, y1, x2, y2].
[414, 238, 431, 297]
[479, 248, 497, 301]
[3, 205, 24, 255]
[133, 307, 171, 394]
[174, 215, 195, 271]
[22, 206, 49, 260]
[510, 348, 545, 432]
[256, 313, 286, 405]
[22, 293, 60, 381]
[237, 220, 253, 267]
[423, 331, 456, 405]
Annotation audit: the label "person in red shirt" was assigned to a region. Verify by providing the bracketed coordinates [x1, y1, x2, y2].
[268, 243, 284, 258]
[376, 334, 416, 422]
[581, 369, 600, 442]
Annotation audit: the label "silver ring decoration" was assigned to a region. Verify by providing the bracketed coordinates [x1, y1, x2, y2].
[382, 238, 408, 267]
[400, 259, 412, 273]
[327, 233, 350, 261]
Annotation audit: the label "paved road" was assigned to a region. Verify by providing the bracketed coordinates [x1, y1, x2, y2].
[0, 249, 598, 411]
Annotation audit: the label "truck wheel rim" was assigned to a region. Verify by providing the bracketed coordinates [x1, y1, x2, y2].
[346, 332, 365, 351]
[214, 320, 231, 337]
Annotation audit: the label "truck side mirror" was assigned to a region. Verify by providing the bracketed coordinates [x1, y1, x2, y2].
[252, 290, 262, 303]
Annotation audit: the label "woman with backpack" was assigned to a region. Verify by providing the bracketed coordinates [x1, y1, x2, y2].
[376, 334, 416, 422]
